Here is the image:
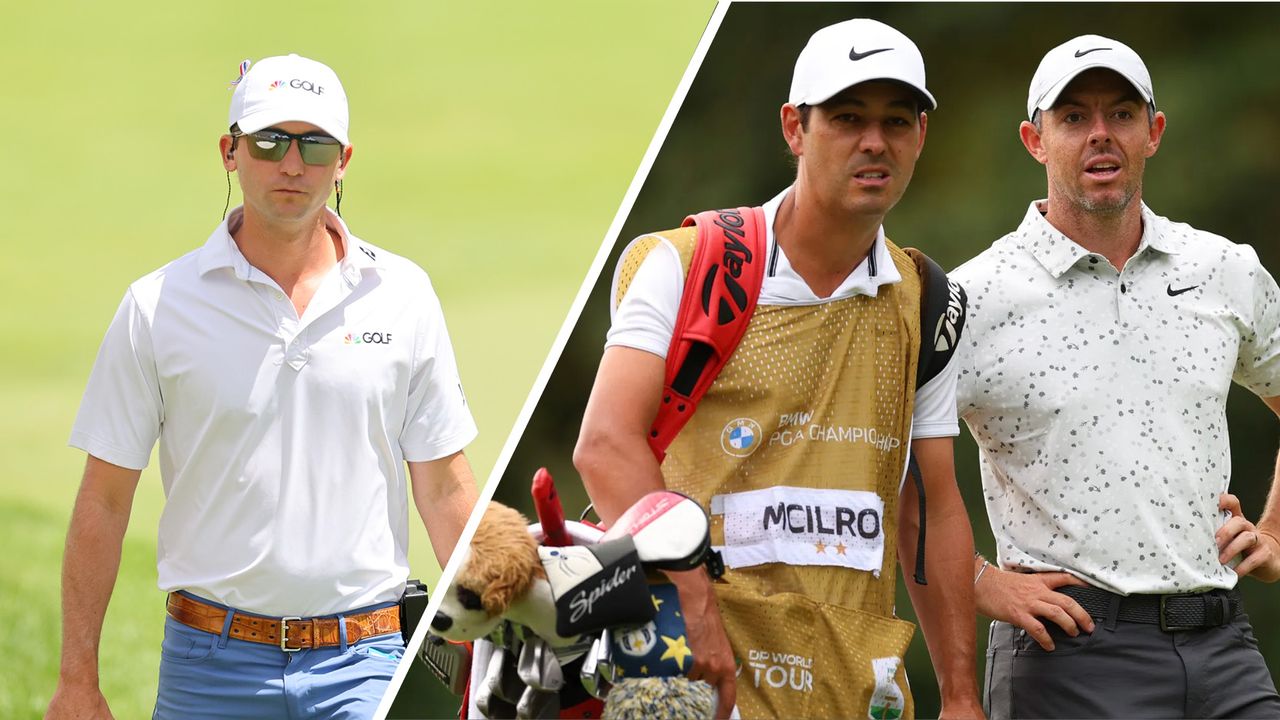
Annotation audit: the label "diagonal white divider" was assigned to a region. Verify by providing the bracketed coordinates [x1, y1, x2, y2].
[373, 3, 732, 717]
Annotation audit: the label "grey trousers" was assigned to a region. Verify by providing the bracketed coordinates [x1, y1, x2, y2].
[984, 611, 1280, 719]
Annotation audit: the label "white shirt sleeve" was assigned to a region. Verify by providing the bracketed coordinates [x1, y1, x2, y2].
[399, 273, 479, 462]
[910, 349, 961, 439]
[604, 236, 683, 359]
[1234, 248, 1280, 398]
[68, 288, 163, 470]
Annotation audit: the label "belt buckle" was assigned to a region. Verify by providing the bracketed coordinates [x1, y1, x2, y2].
[280, 616, 303, 652]
[1158, 594, 1196, 632]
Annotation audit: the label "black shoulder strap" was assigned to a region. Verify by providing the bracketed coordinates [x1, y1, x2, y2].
[902, 249, 968, 585]
[913, 250, 967, 389]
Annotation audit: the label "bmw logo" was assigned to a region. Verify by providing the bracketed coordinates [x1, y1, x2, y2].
[720, 417, 763, 458]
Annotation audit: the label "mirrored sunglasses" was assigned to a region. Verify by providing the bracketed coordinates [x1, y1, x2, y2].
[236, 129, 343, 166]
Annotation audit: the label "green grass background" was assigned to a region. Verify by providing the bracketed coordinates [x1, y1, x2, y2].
[0, 1, 710, 717]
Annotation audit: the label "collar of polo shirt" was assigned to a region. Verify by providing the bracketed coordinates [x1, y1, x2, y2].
[758, 186, 902, 304]
[197, 206, 382, 286]
[1015, 200, 1185, 278]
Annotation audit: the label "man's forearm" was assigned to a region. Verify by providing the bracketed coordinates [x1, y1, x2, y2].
[573, 346, 668, 526]
[573, 428, 667, 525]
[1257, 448, 1280, 539]
[410, 452, 479, 568]
[900, 492, 979, 705]
[58, 469, 136, 685]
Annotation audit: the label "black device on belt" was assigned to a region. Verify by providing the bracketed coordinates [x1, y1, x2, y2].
[400, 579, 430, 647]
[1059, 585, 1242, 632]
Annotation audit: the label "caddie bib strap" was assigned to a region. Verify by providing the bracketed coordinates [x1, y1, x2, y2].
[648, 207, 768, 461]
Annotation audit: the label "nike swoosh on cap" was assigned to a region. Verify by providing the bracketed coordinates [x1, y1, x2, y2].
[1074, 47, 1112, 57]
[849, 46, 892, 61]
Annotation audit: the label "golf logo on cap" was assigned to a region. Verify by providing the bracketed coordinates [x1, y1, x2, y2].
[269, 78, 324, 96]
[1073, 46, 1111, 58]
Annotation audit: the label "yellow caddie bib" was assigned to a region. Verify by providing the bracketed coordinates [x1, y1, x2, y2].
[616, 226, 924, 720]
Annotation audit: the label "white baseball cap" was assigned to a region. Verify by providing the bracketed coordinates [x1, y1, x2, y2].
[1026, 35, 1154, 120]
[229, 54, 349, 145]
[789, 18, 936, 110]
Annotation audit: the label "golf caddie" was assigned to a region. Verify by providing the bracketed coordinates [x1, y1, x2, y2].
[46, 53, 479, 719]
[574, 19, 984, 719]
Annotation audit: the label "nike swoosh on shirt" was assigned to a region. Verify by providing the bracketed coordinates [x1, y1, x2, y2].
[849, 46, 892, 61]
[1167, 284, 1199, 296]
[1074, 47, 1112, 57]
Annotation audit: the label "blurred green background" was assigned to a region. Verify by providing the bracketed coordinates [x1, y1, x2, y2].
[488, 2, 1280, 719]
[0, 1, 710, 718]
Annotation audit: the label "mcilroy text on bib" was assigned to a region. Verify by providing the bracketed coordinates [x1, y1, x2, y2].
[711, 487, 884, 574]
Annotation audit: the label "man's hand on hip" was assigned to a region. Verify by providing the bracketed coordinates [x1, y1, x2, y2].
[1218, 493, 1280, 582]
[975, 563, 1094, 651]
[666, 567, 736, 719]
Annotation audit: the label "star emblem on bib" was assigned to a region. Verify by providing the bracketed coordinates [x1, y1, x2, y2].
[660, 635, 694, 671]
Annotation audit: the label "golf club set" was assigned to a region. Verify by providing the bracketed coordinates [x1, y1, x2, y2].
[420, 470, 722, 718]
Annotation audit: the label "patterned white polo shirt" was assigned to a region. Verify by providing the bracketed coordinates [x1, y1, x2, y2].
[953, 200, 1280, 594]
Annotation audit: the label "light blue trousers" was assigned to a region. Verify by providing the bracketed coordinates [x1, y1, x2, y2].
[154, 595, 403, 720]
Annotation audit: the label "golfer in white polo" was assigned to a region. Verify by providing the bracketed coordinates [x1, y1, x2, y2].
[47, 54, 479, 719]
[955, 35, 1280, 718]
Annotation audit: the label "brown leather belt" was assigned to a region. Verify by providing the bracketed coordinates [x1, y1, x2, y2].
[166, 593, 400, 652]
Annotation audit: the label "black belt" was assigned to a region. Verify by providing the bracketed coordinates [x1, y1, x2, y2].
[1059, 585, 1242, 632]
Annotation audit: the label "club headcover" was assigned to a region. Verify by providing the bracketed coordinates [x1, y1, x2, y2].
[601, 677, 716, 720]
[600, 491, 711, 571]
[607, 581, 697, 679]
[539, 536, 654, 639]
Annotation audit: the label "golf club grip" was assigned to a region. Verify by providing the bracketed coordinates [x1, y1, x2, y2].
[532, 467, 571, 547]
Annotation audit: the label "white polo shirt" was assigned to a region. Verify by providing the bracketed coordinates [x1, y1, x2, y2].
[70, 207, 477, 616]
[607, 186, 961, 440]
[954, 200, 1280, 594]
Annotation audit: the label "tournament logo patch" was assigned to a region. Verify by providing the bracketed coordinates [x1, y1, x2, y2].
[720, 417, 763, 458]
[616, 621, 659, 657]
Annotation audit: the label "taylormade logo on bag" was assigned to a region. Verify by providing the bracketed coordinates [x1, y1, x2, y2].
[934, 280, 965, 352]
[703, 209, 754, 325]
[569, 564, 638, 623]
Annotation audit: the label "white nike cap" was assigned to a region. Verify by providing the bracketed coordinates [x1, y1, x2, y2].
[789, 18, 936, 110]
[1027, 34, 1154, 120]
[229, 54, 349, 145]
